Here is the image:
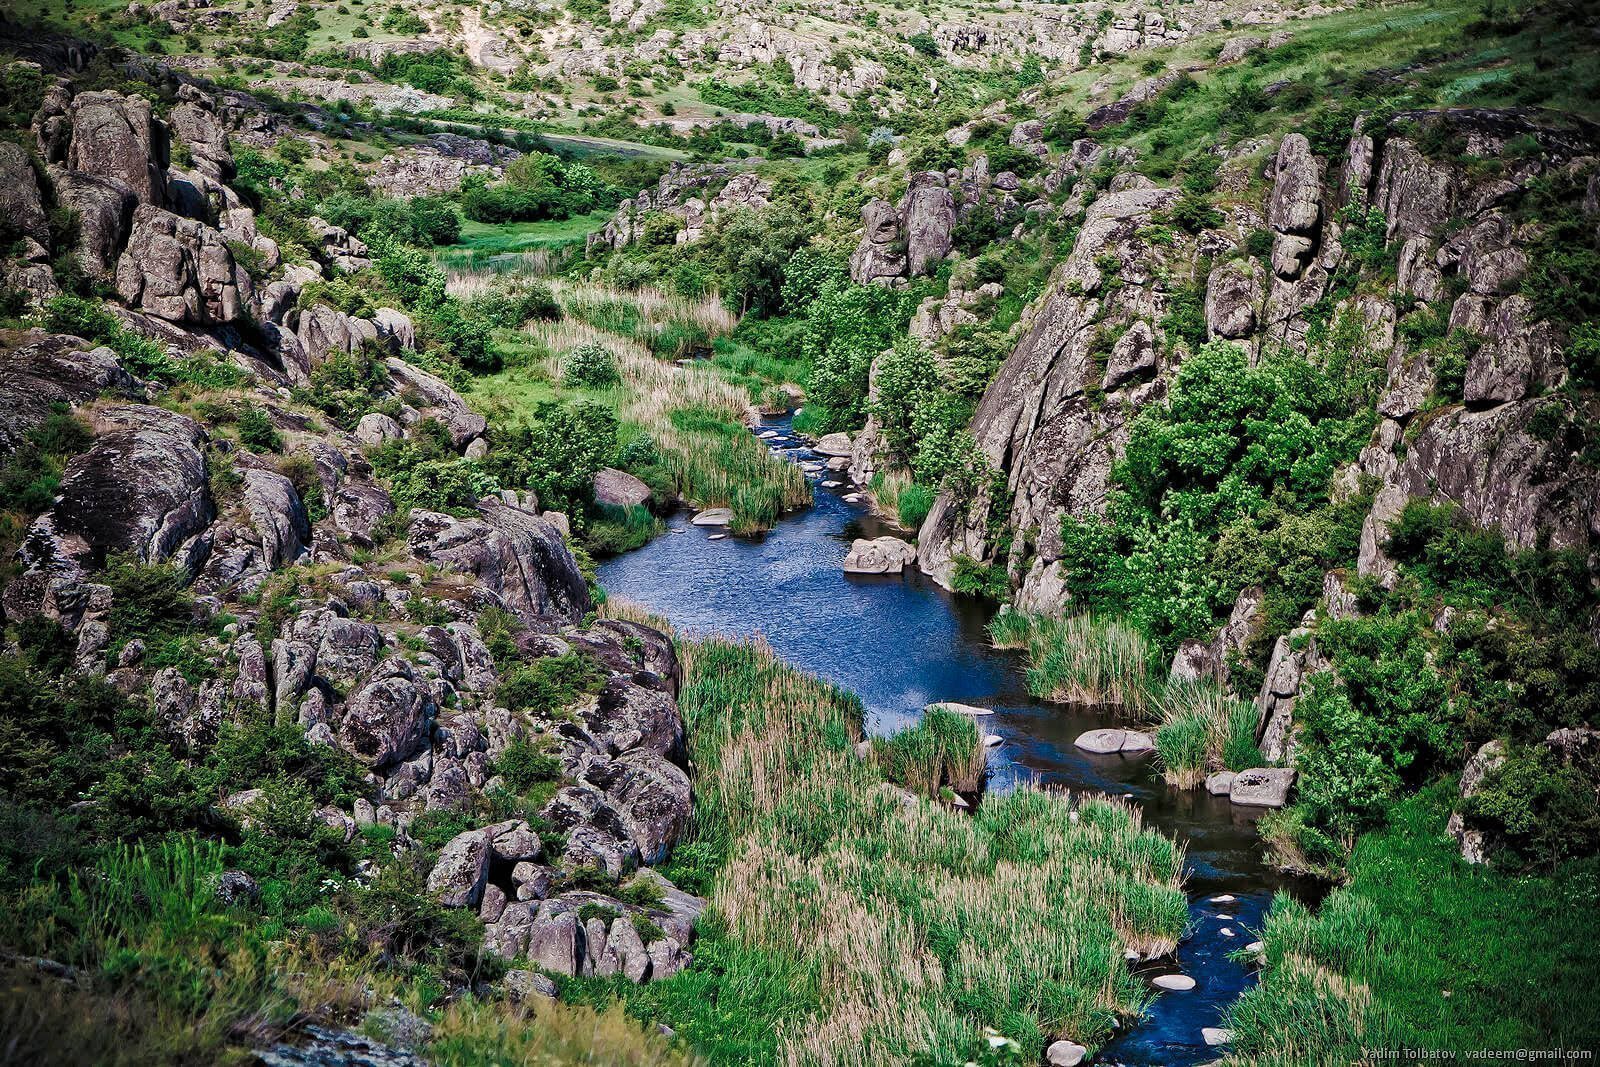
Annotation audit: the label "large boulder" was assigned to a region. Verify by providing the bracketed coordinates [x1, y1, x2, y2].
[843, 536, 918, 574]
[385, 358, 487, 449]
[427, 827, 492, 907]
[115, 204, 245, 324]
[849, 198, 906, 284]
[15, 404, 211, 579]
[408, 498, 590, 625]
[903, 171, 955, 277]
[0, 336, 137, 455]
[167, 90, 233, 183]
[66, 90, 168, 207]
[50, 169, 137, 283]
[1266, 134, 1322, 280]
[0, 142, 50, 248]
[593, 467, 651, 509]
[339, 662, 428, 767]
[1447, 739, 1506, 865]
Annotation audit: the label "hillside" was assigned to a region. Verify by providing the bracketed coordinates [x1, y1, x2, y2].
[1, 0, 1599, 1064]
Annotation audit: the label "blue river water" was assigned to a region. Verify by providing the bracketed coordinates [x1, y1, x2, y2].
[598, 416, 1313, 1065]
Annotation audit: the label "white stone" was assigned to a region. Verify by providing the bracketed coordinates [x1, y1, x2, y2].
[1152, 973, 1196, 991]
[984, 734, 1003, 747]
[1209, 894, 1236, 903]
[708, 533, 727, 540]
[1202, 1027, 1233, 1047]
[1045, 1039, 1088, 1066]
[690, 507, 733, 526]
[813, 431, 854, 457]
[926, 702, 992, 716]
[1205, 770, 1236, 795]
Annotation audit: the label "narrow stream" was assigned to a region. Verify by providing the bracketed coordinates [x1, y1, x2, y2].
[598, 416, 1315, 1066]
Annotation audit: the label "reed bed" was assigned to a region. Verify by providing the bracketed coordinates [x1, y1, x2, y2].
[1150, 683, 1262, 788]
[872, 704, 989, 797]
[989, 612, 1161, 714]
[486, 289, 808, 533]
[990, 611, 1264, 785]
[660, 631, 1188, 1064]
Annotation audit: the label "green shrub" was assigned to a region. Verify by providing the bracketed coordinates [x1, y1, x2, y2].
[495, 738, 562, 792]
[562, 342, 622, 389]
[496, 654, 603, 715]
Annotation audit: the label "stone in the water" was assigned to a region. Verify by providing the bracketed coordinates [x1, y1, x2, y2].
[1152, 973, 1196, 991]
[926, 701, 992, 716]
[1209, 894, 1235, 903]
[813, 431, 853, 457]
[1074, 728, 1127, 754]
[1229, 767, 1296, 807]
[984, 734, 1003, 747]
[1217, 913, 1235, 921]
[1220, 927, 1235, 937]
[843, 493, 863, 503]
[690, 508, 733, 526]
[1205, 770, 1236, 795]
[822, 479, 843, 488]
[708, 533, 727, 541]
[826, 456, 851, 470]
[1045, 1039, 1088, 1066]
[843, 535, 917, 574]
[1202, 1027, 1233, 1047]
[1119, 730, 1156, 754]
[1246, 940, 1264, 954]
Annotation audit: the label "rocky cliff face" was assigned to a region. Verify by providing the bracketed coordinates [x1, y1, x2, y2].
[0, 67, 706, 983]
[919, 110, 1600, 599]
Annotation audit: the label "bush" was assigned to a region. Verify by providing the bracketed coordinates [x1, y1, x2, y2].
[562, 342, 621, 388]
[496, 654, 603, 715]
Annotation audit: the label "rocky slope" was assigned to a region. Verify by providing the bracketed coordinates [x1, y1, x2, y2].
[0, 54, 707, 993]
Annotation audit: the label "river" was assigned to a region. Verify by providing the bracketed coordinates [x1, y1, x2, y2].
[597, 415, 1313, 1066]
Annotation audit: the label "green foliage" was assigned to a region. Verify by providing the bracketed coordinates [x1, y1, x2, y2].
[483, 399, 619, 514]
[1056, 342, 1371, 653]
[896, 482, 936, 530]
[296, 346, 392, 429]
[0, 403, 91, 517]
[803, 278, 921, 433]
[495, 738, 563, 792]
[1464, 742, 1600, 872]
[496, 654, 603, 715]
[1231, 791, 1600, 1058]
[872, 705, 986, 797]
[234, 404, 283, 453]
[562, 341, 621, 389]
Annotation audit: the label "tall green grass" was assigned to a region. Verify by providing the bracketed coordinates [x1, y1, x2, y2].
[989, 612, 1161, 713]
[992, 612, 1266, 784]
[1224, 789, 1600, 1062]
[571, 620, 1188, 1064]
[872, 704, 988, 797]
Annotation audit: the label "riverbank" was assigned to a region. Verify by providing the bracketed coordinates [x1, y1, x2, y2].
[593, 417, 1323, 1064]
[562, 626, 1188, 1063]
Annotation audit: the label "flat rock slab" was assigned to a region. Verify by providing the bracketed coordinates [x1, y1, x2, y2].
[1230, 767, 1296, 807]
[927, 702, 993, 716]
[1152, 973, 1196, 991]
[1119, 730, 1156, 754]
[690, 508, 733, 526]
[1075, 728, 1127, 754]
[813, 431, 854, 457]
[1202, 1026, 1233, 1047]
[1205, 770, 1236, 795]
